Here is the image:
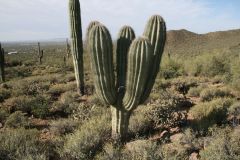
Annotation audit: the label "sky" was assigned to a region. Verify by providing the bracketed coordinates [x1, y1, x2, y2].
[0, 0, 240, 41]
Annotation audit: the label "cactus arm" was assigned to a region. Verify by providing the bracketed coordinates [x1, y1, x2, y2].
[140, 15, 166, 103]
[89, 25, 117, 105]
[69, 0, 85, 95]
[123, 37, 153, 111]
[86, 21, 101, 42]
[116, 26, 135, 95]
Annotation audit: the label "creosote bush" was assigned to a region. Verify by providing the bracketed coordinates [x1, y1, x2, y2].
[59, 111, 111, 159]
[190, 98, 234, 132]
[5, 111, 29, 128]
[200, 87, 233, 101]
[0, 128, 48, 160]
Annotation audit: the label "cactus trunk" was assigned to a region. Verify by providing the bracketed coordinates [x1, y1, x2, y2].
[69, 0, 84, 95]
[111, 106, 131, 141]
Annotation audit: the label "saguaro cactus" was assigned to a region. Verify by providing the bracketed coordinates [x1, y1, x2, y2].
[88, 15, 166, 141]
[66, 38, 71, 58]
[37, 42, 43, 64]
[0, 43, 5, 82]
[69, 0, 84, 95]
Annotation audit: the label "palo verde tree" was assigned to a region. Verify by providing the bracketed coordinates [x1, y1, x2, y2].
[88, 15, 166, 141]
[69, 0, 85, 95]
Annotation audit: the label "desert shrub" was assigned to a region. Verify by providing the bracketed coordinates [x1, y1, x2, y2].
[0, 108, 9, 123]
[4, 96, 35, 113]
[228, 102, 240, 126]
[200, 87, 233, 101]
[30, 95, 51, 118]
[190, 98, 234, 132]
[95, 143, 125, 160]
[60, 90, 80, 104]
[0, 128, 47, 160]
[47, 82, 76, 97]
[59, 111, 111, 159]
[11, 79, 49, 96]
[200, 127, 240, 160]
[129, 108, 153, 136]
[5, 111, 29, 128]
[124, 140, 162, 160]
[160, 58, 185, 79]
[204, 56, 230, 77]
[187, 85, 206, 97]
[50, 119, 80, 136]
[0, 88, 11, 102]
[161, 143, 189, 160]
[171, 78, 197, 95]
[145, 91, 187, 129]
[3, 95, 51, 118]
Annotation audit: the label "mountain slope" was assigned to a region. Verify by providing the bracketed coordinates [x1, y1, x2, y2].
[165, 29, 240, 55]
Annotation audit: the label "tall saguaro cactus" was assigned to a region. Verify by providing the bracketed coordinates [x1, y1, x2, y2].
[0, 43, 5, 82]
[69, 0, 84, 95]
[88, 15, 166, 141]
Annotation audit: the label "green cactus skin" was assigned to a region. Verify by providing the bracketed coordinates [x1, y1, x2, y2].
[86, 21, 101, 42]
[116, 26, 135, 94]
[123, 37, 153, 111]
[88, 15, 166, 142]
[69, 0, 85, 95]
[0, 43, 5, 82]
[140, 15, 166, 103]
[89, 25, 117, 105]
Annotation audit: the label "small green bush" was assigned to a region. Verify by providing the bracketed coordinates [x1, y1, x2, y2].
[124, 140, 162, 160]
[190, 98, 234, 132]
[0, 88, 11, 102]
[129, 108, 153, 136]
[200, 87, 233, 101]
[5, 111, 29, 128]
[145, 91, 187, 129]
[59, 111, 111, 159]
[200, 127, 240, 160]
[0, 128, 47, 160]
[0, 108, 9, 123]
[50, 119, 80, 136]
[3, 95, 51, 118]
[187, 85, 206, 97]
[160, 58, 185, 79]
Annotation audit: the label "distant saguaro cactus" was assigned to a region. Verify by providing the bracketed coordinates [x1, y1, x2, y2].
[0, 43, 5, 82]
[66, 38, 71, 58]
[37, 42, 43, 64]
[88, 15, 166, 141]
[69, 0, 84, 95]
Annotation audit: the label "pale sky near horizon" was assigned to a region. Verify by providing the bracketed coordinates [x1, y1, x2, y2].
[0, 0, 240, 41]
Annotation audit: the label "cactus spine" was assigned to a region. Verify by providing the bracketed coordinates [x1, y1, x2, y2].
[69, 0, 84, 95]
[0, 43, 5, 82]
[37, 42, 43, 64]
[88, 15, 166, 141]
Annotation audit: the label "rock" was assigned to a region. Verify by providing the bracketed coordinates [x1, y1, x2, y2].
[170, 127, 180, 134]
[189, 152, 199, 160]
[0, 123, 3, 128]
[170, 133, 184, 142]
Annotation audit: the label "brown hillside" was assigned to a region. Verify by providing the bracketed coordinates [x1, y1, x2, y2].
[165, 29, 240, 55]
